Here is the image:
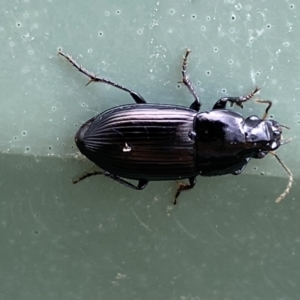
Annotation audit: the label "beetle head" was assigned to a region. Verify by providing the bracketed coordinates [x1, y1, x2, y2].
[244, 115, 292, 203]
[244, 116, 284, 157]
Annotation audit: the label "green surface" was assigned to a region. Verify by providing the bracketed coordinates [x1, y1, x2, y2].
[1, 0, 300, 299]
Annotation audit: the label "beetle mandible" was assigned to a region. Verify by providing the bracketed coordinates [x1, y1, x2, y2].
[58, 49, 292, 204]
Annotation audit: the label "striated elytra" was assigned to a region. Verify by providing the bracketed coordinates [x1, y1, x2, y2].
[59, 49, 292, 204]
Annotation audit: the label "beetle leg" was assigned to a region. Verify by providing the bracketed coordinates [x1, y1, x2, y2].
[58, 51, 147, 104]
[72, 170, 104, 183]
[72, 169, 149, 190]
[269, 152, 293, 203]
[213, 86, 260, 110]
[104, 172, 149, 190]
[173, 176, 196, 205]
[178, 49, 202, 112]
[255, 100, 272, 120]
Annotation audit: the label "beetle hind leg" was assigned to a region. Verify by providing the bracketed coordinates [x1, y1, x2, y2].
[73, 169, 148, 190]
[178, 49, 202, 112]
[58, 51, 147, 104]
[72, 170, 104, 184]
[104, 173, 148, 190]
[173, 176, 196, 205]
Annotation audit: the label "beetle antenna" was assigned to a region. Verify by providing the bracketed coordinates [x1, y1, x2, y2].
[280, 124, 290, 130]
[269, 152, 293, 203]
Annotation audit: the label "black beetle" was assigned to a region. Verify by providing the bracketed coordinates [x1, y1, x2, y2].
[59, 49, 292, 204]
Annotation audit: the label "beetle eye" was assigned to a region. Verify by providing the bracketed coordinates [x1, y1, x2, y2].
[274, 130, 281, 136]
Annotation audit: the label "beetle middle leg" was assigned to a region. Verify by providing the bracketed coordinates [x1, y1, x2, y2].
[179, 49, 202, 112]
[173, 176, 196, 205]
[58, 51, 147, 104]
[213, 86, 260, 110]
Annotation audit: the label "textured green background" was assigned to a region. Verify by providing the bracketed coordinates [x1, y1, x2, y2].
[1, 0, 300, 299]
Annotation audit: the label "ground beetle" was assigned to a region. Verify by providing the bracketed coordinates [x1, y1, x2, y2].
[59, 49, 292, 204]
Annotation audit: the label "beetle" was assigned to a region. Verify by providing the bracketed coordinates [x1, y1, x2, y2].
[58, 49, 292, 204]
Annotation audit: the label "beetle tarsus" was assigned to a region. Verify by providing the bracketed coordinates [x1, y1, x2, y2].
[179, 49, 202, 112]
[174, 177, 196, 205]
[240, 86, 260, 100]
[58, 50, 147, 104]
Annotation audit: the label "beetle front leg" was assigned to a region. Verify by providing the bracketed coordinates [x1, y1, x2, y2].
[179, 49, 202, 112]
[173, 176, 197, 205]
[255, 99, 272, 120]
[213, 86, 260, 110]
[58, 51, 147, 104]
